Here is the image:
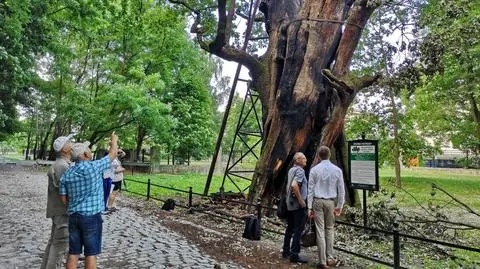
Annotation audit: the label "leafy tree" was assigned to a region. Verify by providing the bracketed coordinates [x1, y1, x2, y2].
[0, 0, 51, 140]
[415, 0, 480, 158]
[346, 0, 426, 187]
[166, 78, 216, 164]
[171, 0, 430, 203]
[16, 0, 215, 161]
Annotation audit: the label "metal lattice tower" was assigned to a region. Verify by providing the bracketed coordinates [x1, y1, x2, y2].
[203, 0, 264, 195]
[220, 82, 263, 194]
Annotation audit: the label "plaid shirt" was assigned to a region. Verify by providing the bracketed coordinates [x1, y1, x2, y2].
[60, 156, 111, 216]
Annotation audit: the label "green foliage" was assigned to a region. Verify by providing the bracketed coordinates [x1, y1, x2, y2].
[166, 78, 216, 161]
[3, 0, 219, 159]
[415, 0, 480, 155]
[0, 0, 51, 140]
[347, 1, 430, 169]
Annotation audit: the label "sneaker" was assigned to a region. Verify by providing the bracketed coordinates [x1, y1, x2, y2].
[108, 207, 118, 212]
[290, 255, 308, 264]
[281, 252, 290, 259]
[101, 210, 111, 215]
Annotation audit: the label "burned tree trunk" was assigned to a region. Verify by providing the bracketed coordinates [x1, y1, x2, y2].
[247, 0, 379, 205]
[175, 0, 380, 206]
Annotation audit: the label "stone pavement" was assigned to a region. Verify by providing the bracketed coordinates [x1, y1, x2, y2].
[0, 168, 242, 269]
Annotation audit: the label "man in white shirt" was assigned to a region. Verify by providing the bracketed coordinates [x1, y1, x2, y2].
[307, 146, 345, 269]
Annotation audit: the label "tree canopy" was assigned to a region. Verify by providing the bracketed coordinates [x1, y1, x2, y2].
[1, 0, 217, 161]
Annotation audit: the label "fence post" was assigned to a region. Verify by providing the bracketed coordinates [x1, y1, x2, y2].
[188, 186, 193, 208]
[363, 189, 368, 227]
[256, 199, 262, 221]
[393, 222, 400, 269]
[147, 178, 151, 200]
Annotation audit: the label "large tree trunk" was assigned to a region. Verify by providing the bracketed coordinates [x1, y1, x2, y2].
[183, 0, 379, 206]
[247, 0, 379, 205]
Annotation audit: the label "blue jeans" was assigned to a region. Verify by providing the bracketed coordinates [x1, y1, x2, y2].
[68, 213, 102, 256]
[283, 207, 307, 258]
[103, 178, 112, 210]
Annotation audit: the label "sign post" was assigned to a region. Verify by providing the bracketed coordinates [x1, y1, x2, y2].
[348, 139, 379, 227]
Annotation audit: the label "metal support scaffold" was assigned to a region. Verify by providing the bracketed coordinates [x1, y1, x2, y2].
[203, 0, 262, 196]
[220, 83, 263, 194]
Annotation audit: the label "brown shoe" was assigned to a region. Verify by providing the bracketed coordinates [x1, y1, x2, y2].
[327, 259, 337, 266]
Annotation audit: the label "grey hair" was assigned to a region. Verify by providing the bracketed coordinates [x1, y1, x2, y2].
[293, 152, 305, 164]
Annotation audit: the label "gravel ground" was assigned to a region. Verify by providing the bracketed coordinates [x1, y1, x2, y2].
[0, 168, 241, 269]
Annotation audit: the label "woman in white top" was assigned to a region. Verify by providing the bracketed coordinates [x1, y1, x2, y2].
[107, 149, 126, 211]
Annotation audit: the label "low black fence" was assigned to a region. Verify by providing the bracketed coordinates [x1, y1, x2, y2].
[122, 178, 480, 269]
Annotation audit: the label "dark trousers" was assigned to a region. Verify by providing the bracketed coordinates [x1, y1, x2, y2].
[283, 207, 307, 257]
[103, 178, 112, 210]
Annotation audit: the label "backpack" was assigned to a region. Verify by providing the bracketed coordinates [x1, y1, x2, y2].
[161, 199, 176, 211]
[276, 197, 288, 219]
[242, 215, 261, 240]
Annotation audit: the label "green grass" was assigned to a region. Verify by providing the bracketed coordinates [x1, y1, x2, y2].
[378, 168, 480, 209]
[124, 173, 251, 199]
[124, 167, 480, 210]
[124, 168, 480, 267]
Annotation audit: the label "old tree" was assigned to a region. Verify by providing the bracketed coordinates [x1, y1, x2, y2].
[174, 0, 384, 205]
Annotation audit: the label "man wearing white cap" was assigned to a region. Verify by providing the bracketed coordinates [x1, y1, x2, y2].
[59, 132, 118, 269]
[41, 134, 74, 269]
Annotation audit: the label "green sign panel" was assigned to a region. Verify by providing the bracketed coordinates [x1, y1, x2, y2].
[348, 140, 379, 191]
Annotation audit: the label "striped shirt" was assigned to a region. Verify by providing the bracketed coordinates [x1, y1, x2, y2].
[59, 156, 111, 216]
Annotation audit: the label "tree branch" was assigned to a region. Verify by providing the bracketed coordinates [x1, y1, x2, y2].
[169, 0, 263, 76]
[321, 69, 381, 96]
[210, 0, 229, 52]
[432, 183, 480, 218]
[47, 6, 73, 17]
[333, 0, 379, 76]
[236, 11, 264, 22]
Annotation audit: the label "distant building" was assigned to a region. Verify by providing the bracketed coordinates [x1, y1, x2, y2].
[425, 147, 467, 168]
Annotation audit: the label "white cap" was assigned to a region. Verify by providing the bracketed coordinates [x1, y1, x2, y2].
[71, 141, 91, 161]
[53, 134, 75, 152]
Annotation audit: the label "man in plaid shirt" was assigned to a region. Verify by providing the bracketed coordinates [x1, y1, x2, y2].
[60, 132, 118, 269]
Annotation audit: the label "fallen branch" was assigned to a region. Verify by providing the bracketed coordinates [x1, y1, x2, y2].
[432, 183, 480, 218]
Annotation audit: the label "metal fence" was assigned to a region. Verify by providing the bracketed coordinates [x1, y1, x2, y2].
[122, 178, 480, 269]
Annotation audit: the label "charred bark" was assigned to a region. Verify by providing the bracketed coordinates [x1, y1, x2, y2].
[175, 0, 380, 207]
[248, 0, 380, 206]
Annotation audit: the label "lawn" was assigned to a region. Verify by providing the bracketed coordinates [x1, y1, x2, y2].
[124, 167, 480, 209]
[123, 167, 480, 267]
[123, 173, 251, 200]
[378, 167, 480, 209]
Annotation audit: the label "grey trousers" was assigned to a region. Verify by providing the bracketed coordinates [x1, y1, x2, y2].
[41, 214, 69, 269]
[313, 198, 335, 265]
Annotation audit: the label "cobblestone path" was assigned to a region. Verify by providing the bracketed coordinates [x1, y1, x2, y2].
[0, 169, 241, 269]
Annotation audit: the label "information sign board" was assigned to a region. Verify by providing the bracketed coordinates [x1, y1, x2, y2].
[348, 140, 379, 190]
